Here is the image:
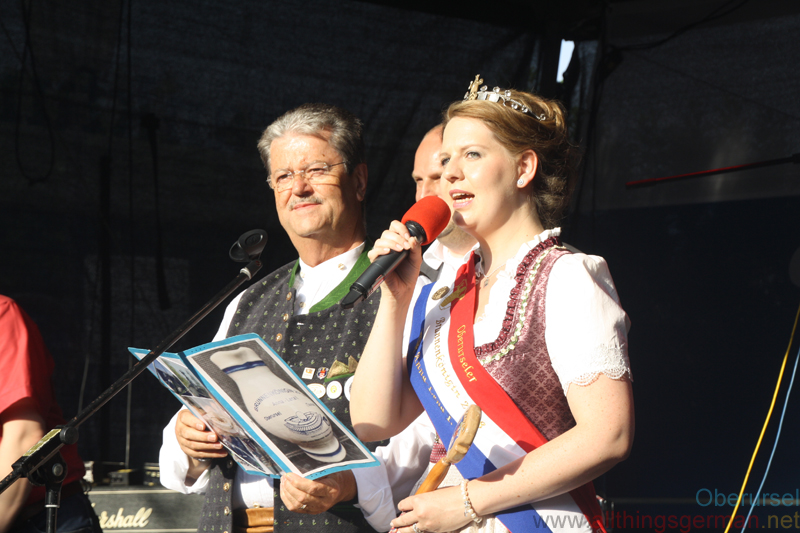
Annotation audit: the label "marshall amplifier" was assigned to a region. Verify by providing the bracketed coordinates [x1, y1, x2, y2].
[87, 486, 203, 531]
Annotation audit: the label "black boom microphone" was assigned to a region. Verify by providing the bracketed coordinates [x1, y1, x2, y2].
[230, 229, 268, 262]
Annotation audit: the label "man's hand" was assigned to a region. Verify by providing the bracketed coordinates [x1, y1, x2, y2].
[174, 410, 227, 484]
[279, 471, 357, 514]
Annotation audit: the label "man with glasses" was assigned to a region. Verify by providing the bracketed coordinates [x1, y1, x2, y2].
[159, 103, 400, 533]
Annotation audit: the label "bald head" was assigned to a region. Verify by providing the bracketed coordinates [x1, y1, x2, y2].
[412, 125, 444, 202]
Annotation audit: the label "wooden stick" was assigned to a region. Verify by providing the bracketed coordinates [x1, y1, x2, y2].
[415, 405, 481, 494]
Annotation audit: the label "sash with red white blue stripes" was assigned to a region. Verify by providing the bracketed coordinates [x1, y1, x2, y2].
[407, 250, 605, 533]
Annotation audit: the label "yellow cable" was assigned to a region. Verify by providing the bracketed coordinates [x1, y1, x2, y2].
[723, 301, 800, 533]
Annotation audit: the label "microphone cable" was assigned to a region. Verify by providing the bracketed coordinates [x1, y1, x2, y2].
[739, 339, 800, 532]
[724, 301, 800, 533]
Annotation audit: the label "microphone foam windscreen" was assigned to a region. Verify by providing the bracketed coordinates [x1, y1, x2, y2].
[401, 196, 451, 246]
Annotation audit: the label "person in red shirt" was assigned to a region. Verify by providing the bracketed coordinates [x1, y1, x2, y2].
[0, 295, 100, 533]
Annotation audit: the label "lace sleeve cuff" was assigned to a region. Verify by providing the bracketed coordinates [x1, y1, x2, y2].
[567, 342, 633, 387]
[544, 254, 633, 393]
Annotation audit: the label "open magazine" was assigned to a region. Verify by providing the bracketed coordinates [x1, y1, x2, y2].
[130, 333, 378, 480]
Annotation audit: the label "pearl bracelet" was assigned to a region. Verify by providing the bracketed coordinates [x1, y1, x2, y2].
[460, 479, 482, 524]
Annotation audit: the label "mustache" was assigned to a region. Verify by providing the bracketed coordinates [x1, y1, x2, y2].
[288, 197, 323, 210]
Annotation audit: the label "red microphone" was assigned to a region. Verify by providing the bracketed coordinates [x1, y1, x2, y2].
[340, 196, 451, 308]
[400, 196, 451, 245]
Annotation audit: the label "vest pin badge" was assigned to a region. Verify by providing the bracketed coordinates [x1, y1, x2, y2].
[344, 376, 354, 401]
[308, 383, 326, 399]
[317, 367, 328, 379]
[302, 367, 315, 380]
[327, 381, 343, 399]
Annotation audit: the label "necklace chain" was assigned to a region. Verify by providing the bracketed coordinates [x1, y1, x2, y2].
[479, 259, 510, 288]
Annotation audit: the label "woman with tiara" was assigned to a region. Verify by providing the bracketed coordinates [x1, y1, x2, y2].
[350, 76, 634, 533]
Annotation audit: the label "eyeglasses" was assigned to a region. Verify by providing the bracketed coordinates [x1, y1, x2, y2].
[268, 161, 347, 192]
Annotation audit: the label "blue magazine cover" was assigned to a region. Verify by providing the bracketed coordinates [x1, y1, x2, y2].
[130, 333, 378, 480]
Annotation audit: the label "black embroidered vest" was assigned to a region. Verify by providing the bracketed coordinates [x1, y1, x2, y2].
[197, 258, 381, 533]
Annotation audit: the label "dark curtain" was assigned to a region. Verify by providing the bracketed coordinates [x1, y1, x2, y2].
[0, 0, 539, 468]
[568, 8, 800, 518]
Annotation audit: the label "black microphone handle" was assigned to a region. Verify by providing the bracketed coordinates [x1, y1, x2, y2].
[340, 221, 426, 308]
[348, 248, 408, 296]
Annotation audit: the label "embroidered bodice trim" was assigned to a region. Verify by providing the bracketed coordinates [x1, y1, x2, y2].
[475, 236, 562, 365]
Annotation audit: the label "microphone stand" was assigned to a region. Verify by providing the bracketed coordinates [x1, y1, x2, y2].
[0, 230, 266, 533]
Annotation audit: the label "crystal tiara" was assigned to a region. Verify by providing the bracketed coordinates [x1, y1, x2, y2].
[463, 74, 545, 120]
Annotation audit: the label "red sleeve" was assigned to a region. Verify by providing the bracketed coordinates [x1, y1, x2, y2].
[0, 296, 85, 497]
[0, 296, 55, 417]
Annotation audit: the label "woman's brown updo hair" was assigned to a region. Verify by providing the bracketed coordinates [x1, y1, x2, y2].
[443, 89, 576, 229]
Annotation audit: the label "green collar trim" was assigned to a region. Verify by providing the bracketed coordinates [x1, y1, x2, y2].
[288, 260, 301, 289]
[310, 248, 372, 313]
[287, 246, 373, 314]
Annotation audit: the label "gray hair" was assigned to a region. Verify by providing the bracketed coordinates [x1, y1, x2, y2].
[257, 103, 365, 176]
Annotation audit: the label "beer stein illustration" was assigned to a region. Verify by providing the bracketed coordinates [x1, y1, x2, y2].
[210, 347, 346, 463]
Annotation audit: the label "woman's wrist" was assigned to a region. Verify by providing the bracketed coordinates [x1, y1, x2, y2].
[461, 480, 483, 524]
[377, 292, 413, 328]
[379, 282, 414, 307]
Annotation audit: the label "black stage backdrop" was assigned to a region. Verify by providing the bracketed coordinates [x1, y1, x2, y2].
[2, 0, 800, 525]
[564, 7, 800, 527]
[0, 0, 540, 474]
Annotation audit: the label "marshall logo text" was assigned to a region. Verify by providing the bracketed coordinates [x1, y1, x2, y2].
[98, 507, 152, 528]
